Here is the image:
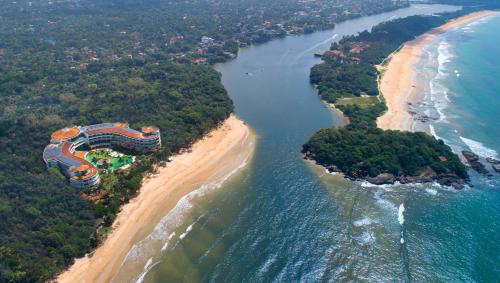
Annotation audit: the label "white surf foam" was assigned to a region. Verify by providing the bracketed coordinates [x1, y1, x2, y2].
[116, 156, 251, 281]
[426, 39, 456, 122]
[460, 136, 498, 158]
[134, 258, 161, 283]
[256, 253, 278, 278]
[360, 181, 395, 191]
[179, 222, 195, 240]
[398, 204, 405, 244]
[429, 124, 441, 140]
[429, 79, 449, 122]
[374, 191, 397, 212]
[353, 217, 376, 227]
[160, 232, 176, 251]
[437, 40, 453, 68]
[425, 188, 438, 195]
[143, 258, 153, 271]
[324, 168, 337, 175]
[398, 203, 405, 225]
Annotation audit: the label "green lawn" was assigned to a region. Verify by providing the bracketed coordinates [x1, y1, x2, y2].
[86, 149, 134, 172]
[336, 96, 380, 108]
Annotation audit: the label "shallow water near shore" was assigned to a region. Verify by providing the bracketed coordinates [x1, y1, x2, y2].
[112, 5, 499, 282]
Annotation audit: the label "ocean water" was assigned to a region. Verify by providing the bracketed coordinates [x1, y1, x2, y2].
[111, 5, 500, 282]
[416, 13, 500, 165]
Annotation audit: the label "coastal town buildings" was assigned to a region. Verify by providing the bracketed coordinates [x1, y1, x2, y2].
[43, 123, 161, 189]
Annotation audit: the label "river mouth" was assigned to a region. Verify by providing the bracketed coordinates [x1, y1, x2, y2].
[108, 4, 500, 282]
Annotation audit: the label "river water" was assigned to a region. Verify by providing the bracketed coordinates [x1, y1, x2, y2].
[112, 4, 498, 282]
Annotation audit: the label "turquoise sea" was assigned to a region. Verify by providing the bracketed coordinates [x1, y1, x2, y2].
[416, 13, 500, 169]
[112, 5, 499, 282]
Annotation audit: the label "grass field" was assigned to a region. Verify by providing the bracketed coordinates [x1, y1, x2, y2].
[335, 96, 380, 108]
[86, 149, 134, 172]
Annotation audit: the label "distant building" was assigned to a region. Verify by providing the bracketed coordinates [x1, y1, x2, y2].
[193, 57, 207, 64]
[199, 36, 215, 48]
[169, 35, 184, 45]
[43, 123, 161, 189]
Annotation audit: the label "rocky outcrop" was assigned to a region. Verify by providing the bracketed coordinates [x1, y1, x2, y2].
[492, 164, 500, 173]
[305, 153, 467, 189]
[462, 150, 489, 175]
[462, 150, 479, 162]
[486, 157, 500, 173]
[435, 173, 466, 190]
[366, 173, 396, 185]
[398, 166, 437, 184]
[363, 166, 465, 189]
[331, 168, 465, 189]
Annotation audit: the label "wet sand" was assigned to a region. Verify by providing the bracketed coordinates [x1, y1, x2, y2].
[57, 115, 255, 283]
[377, 10, 497, 131]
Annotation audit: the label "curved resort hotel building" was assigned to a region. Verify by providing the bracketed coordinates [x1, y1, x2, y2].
[43, 123, 161, 189]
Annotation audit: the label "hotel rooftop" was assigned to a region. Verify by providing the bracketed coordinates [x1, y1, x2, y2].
[43, 123, 161, 189]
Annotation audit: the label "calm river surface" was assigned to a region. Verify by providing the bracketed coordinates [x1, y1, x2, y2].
[113, 4, 498, 282]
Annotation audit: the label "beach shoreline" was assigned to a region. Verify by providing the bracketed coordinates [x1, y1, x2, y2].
[56, 115, 256, 283]
[377, 10, 498, 131]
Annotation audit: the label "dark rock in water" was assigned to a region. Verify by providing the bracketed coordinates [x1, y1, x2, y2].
[471, 161, 489, 174]
[492, 164, 500, 173]
[398, 166, 436, 184]
[436, 172, 465, 190]
[462, 150, 479, 162]
[486, 157, 500, 166]
[462, 150, 489, 175]
[366, 173, 396, 185]
[485, 155, 500, 173]
[326, 165, 338, 173]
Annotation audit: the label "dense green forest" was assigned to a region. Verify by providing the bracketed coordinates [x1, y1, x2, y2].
[304, 13, 470, 186]
[310, 14, 465, 104]
[0, 0, 410, 281]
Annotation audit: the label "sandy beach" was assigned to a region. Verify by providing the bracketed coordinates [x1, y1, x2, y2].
[57, 115, 255, 283]
[377, 10, 497, 131]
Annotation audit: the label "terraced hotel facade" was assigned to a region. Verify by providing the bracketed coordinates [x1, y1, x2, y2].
[43, 123, 161, 189]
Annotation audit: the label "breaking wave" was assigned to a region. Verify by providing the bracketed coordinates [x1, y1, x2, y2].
[116, 157, 251, 283]
[460, 136, 498, 158]
[134, 258, 161, 283]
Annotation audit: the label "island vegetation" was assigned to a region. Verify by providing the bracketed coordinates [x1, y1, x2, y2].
[303, 13, 472, 188]
[0, 0, 413, 281]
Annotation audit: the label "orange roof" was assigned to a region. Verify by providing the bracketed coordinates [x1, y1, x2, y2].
[70, 164, 91, 172]
[52, 127, 81, 141]
[142, 126, 160, 134]
[113, 123, 129, 128]
[61, 142, 98, 180]
[74, 151, 87, 159]
[86, 127, 143, 139]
